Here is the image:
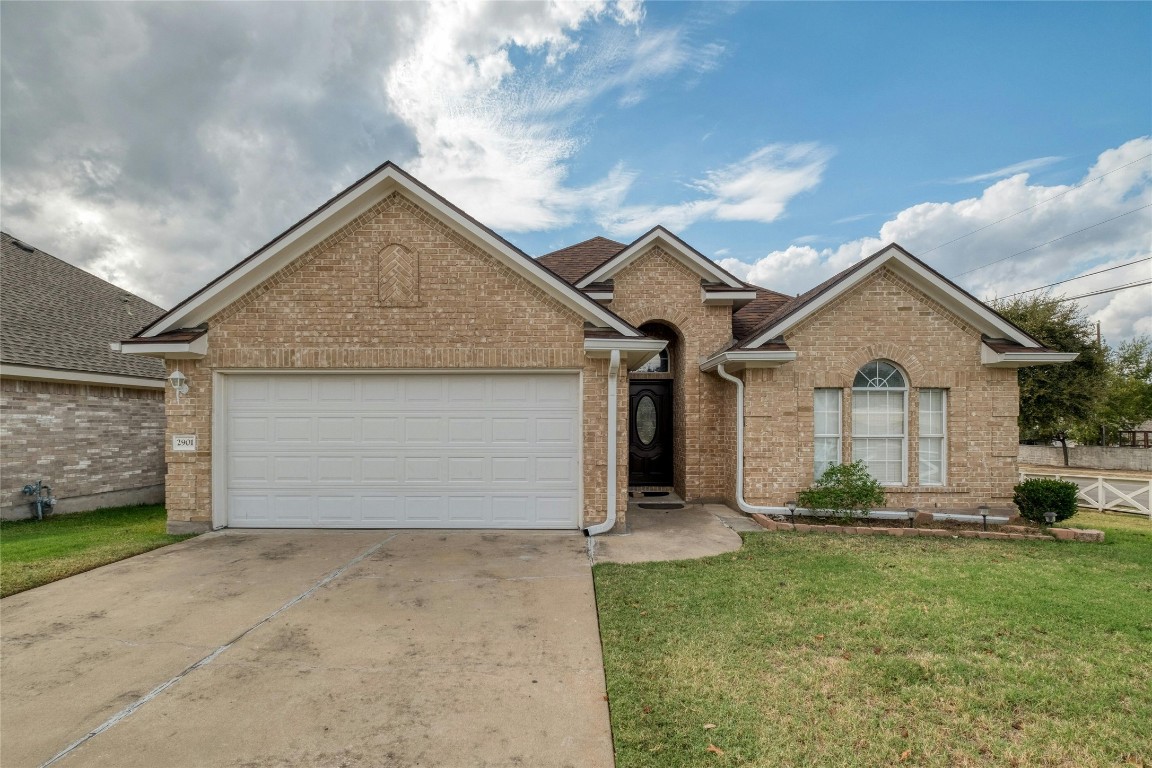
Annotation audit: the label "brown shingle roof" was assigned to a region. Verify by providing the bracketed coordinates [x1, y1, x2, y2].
[732, 286, 793, 340]
[537, 237, 625, 284]
[1, 232, 167, 379]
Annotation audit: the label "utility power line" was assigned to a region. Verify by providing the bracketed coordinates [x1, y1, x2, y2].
[1057, 279, 1152, 302]
[921, 152, 1152, 257]
[994, 256, 1152, 300]
[952, 204, 1152, 278]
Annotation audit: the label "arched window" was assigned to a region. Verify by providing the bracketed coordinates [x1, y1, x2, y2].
[851, 360, 906, 485]
[635, 348, 669, 374]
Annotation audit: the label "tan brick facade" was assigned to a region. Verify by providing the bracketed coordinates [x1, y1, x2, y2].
[606, 247, 736, 502]
[1, 378, 165, 518]
[155, 181, 1024, 532]
[163, 191, 629, 530]
[738, 267, 1020, 509]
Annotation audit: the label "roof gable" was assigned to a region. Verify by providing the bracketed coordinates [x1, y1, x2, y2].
[137, 163, 641, 339]
[739, 243, 1046, 349]
[575, 227, 746, 289]
[1, 233, 167, 380]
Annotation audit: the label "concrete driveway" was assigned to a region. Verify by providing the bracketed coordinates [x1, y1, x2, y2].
[1, 530, 613, 768]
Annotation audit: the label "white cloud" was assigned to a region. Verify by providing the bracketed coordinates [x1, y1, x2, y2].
[721, 137, 1152, 341]
[596, 143, 832, 237]
[1, 0, 735, 306]
[953, 155, 1064, 184]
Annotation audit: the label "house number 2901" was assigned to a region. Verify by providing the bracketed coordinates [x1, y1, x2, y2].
[172, 435, 197, 452]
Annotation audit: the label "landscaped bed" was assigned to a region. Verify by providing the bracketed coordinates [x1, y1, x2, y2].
[594, 511, 1152, 767]
[0, 505, 196, 598]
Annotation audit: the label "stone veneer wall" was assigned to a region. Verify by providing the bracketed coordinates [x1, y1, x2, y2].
[1, 377, 165, 518]
[741, 267, 1020, 510]
[607, 247, 737, 502]
[162, 191, 627, 532]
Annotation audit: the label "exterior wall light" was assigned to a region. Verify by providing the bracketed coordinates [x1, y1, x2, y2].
[169, 369, 189, 403]
[978, 504, 990, 532]
[906, 507, 918, 528]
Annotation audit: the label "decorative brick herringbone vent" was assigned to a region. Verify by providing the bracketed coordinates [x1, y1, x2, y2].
[378, 242, 420, 307]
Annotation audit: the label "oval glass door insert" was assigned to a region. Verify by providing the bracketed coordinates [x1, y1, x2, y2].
[636, 395, 657, 445]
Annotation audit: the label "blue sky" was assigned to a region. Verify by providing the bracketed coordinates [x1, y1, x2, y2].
[2, 1, 1149, 339]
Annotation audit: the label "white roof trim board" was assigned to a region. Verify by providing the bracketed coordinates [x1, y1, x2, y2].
[120, 334, 208, 360]
[576, 227, 746, 290]
[742, 245, 1047, 350]
[584, 337, 667, 369]
[699, 349, 798, 372]
[137, 164, 640, 339]
[0, 363, 166, 389]
[980, 344, 1079, 368]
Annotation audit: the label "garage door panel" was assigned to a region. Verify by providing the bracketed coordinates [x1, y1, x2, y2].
[225, 373, 579, 529]
[274, 417, 310, 442]
[272, 456, 312, 483]
[361, 417, 400, 443]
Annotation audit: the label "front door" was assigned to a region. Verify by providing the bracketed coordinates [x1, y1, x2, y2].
[629, 381, 673, 486]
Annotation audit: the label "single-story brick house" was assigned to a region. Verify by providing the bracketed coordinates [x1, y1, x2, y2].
[1, 232, 167, 519]
[120, 163, 1074, 534]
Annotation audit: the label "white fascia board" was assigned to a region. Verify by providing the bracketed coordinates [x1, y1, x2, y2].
[584, 337, 667, 369]
[700, 349, 797, 372]
[120, 335, 208, 360]
[586, 291, 614, 302]
[142, 166, 638, 339]
[142, 170, 402, 336]
[981, 344, 1079, 368]
[702, 288, 757, 306]
[576, 228, 744, 289]
[889, 254, 1043, 346]
[743, 247, 1042, 348]
[0, 363, 165, 389]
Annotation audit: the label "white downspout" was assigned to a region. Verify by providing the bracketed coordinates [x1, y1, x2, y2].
[716, 363, 792, 515]
[584, 349, 621, 536]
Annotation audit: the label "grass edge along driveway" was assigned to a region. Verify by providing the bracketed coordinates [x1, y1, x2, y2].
[594, 511, 1152, 768]
[1, 505, 195, 598]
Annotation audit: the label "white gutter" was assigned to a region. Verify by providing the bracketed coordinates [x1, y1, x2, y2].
[716, 363, 793, 515]
[584, 348, 621, 536]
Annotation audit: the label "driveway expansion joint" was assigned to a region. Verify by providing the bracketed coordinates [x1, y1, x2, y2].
[37, 532, 399, 768]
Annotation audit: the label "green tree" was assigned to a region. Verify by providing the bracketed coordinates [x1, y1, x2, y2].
[992, 294, 1107, 465]
[1096, 335, 1152, 444]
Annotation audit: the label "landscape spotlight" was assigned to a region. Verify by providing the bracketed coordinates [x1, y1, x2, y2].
[1043, 510, 1057, 526]
[978, 504, 990, 532]
[786, 500, 797, 524]
[906, 507, 917, 529]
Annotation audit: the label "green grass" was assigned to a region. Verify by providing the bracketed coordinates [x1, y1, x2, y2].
[595, 511, 1152, 767]
[1, 505, 195, 598]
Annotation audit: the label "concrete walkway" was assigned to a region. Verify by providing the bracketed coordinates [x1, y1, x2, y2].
[591, 501, 755, 564]
[1, 530, 612, 768]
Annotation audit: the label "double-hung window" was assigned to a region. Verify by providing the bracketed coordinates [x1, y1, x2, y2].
[851, 360, 907, 485]
[813, 389, 842, 479]
[919, 389, 947, 485]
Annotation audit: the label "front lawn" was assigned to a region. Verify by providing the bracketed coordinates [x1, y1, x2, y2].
[595, 511, 1152, 767]
[0, 505, 195, 598]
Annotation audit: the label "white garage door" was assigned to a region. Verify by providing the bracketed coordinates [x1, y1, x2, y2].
[223, 373, 580, 529]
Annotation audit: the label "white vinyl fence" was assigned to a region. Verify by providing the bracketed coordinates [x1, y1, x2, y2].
[1019, 470, 1152, 519]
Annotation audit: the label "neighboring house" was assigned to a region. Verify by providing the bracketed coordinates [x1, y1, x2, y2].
[120, 163, 1073, 534]
[1, 233, 168, 519]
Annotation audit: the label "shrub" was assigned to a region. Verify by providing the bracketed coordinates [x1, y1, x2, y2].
[797, 461, 886, 523]
[1013, 478, 1079, 524]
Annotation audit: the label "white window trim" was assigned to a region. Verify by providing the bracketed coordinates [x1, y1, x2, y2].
[851, 362, 909, 486]
[918, 388, 948, 487]
[814, 388, 843, 479]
